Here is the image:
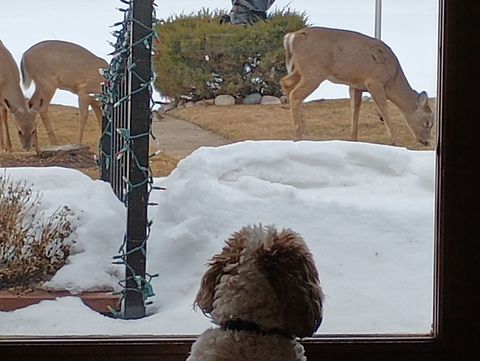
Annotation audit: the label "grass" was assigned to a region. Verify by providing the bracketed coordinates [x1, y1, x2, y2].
[170, 98, 436, 151]
[0, 99, 436, 180]
[0, 105, 179, 178]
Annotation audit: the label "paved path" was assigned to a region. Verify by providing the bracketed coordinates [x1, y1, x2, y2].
[150, 113, 231, 158]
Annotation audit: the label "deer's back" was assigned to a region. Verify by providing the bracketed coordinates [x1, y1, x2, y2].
[0, 41, 21, 85]
[290, 27, 401, 89]
[0, 41, 22, 97]
[22, 40, 108, 93]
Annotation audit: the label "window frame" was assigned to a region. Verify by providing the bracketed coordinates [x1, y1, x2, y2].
[1, 0, 478, 359]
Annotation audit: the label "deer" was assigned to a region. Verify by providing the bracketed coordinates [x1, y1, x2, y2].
[20, 40, 109, 147]
[280, 27, 435, 146]
[0, 40, 39, 152]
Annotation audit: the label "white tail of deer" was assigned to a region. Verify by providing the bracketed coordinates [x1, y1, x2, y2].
[280, 27, 434, 145]
[0, 40, 39, 152]
[21, 40, 109, 147]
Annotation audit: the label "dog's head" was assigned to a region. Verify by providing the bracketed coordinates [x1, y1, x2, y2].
[194, 225, 324, 338]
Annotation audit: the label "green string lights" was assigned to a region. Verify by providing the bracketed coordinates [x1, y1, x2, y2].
[99, 0, 159, 319]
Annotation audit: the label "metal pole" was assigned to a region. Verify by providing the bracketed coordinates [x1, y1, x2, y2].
[124, 0, 153, 319]
[375, 0, 382, 39]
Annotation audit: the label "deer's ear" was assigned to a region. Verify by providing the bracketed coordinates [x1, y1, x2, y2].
[3, 99, 18, 114]
[29, 98, 43, 111]
[417, 91, 428, 108]
[3, 99, 11, 110]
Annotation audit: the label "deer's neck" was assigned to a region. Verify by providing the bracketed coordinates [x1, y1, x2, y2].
[386, 69, 419, 115]
[3, 82, 28, 112]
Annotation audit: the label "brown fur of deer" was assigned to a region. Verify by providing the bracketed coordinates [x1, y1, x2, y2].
[280, 27, 434, 146]
[21, 40, 109, 147]
[0, 40, 39, 152]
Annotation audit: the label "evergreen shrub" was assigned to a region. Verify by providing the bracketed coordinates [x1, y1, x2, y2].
[153, 9, 307, 102]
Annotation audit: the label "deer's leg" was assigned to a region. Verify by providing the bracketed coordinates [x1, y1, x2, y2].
[32, 89, 58, 145]
[365, 82, 396, 145]
[90, 99, 103, 129]
[33, 127, 40, 154]
[289, 75, 323, 140]
[0, 107, 5, 152]
[349, 87, 363, 141]
[0, 106, 12, 152]
[77, 93, 91, 144]
[280, 70, 301, 98]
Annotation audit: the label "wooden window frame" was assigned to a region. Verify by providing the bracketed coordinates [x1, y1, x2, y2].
[0, 0, 477, 359]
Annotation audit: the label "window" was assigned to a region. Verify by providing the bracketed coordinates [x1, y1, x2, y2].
[0, 0, 478, 359]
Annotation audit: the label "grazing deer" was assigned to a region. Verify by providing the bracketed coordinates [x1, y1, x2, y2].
[0, 40, 39, 152]
[21, 40, 109, 146]
[280, 27, 434, 145]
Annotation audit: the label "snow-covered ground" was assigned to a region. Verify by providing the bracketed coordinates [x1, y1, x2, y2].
[1, 141, 435, 335]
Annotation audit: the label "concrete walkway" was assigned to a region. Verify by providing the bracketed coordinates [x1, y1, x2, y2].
[150, 113, 231, 158]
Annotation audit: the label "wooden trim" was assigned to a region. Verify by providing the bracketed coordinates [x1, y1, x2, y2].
[0, 290, 120, 314]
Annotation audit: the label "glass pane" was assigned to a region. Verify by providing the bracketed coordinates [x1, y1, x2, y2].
[0, 0, 438, 337]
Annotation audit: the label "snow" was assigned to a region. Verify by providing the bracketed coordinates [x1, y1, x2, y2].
[1, 0, 437, 337]
[1, 141, 435, 335]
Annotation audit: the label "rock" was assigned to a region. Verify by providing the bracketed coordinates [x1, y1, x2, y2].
[38, 144, 89, 159]
[195, 100, 206, 106]
[204, 98, 215, 105]
[280, 95, 289, 104]
[184, 101, 195, 108]
[260, 95, 281, 105]
[215, 94, 236, 106]
[243, 93, 262, 105]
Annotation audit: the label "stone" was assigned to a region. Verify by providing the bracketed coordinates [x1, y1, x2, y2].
[38, 144, 89, 159]
[215, 94, 236, 106]
[204, 98, 215, 105]
[260, 95, 282, 105]
[243, 93, 262, 105]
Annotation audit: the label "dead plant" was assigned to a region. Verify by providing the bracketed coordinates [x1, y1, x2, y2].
[0, 175, 76, 290]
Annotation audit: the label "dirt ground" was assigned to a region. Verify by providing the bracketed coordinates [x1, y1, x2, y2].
[171, 98, 436, 150]
[0, 99, 436, 179]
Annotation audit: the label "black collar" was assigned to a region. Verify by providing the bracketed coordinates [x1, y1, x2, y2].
[222, 319, 294, 340]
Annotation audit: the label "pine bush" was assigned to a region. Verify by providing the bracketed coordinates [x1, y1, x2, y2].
[153, 8, 307, 102]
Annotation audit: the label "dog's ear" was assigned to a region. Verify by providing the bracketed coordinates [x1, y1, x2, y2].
[194, 231, 248, 316]
[258, 228, 324, 338]
[194, 255, 225, 315]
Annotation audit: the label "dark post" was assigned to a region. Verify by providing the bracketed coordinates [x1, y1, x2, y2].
[124, 0, 153, 319]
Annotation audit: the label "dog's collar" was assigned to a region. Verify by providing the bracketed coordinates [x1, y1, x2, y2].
[221, 319, 294, 340]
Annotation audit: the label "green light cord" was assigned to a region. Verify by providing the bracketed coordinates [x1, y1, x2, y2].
[98, 0, 161, 318]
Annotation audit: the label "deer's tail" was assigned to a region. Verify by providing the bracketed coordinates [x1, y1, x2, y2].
[283, 32, 296, 74]
[20, 56, 33, 90]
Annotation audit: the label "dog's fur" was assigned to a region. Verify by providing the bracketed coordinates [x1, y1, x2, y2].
[187, 225, 324, 361]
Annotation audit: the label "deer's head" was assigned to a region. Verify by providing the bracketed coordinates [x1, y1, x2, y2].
[406, 91, 435, 146]
[3, 98, 40, 151]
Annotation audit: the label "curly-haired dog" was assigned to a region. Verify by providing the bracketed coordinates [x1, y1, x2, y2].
[187, 225, 324, 361]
